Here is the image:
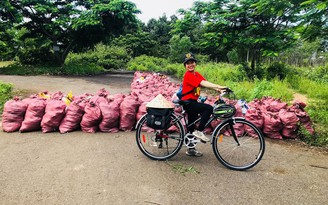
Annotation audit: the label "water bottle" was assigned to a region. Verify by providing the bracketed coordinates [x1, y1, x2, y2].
[198, 96, 207, 103]
[238, 99, 249, 115]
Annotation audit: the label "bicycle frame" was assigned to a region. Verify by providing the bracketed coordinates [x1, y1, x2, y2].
[172, 103, 243, 146]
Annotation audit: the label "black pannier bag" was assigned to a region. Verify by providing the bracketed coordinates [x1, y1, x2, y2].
[146, 108, 173, 130]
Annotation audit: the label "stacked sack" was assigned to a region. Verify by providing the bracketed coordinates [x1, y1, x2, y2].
[1, 89, 126, 133]
[245, 97, 314, 139]
[131, 71, 180, 121]
[204, 96, 314, 139]
[2, 96, 28, 132]
[1, 72, 180, 134]
[1, 71, 315, 139]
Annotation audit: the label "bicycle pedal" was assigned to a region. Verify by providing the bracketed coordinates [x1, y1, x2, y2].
[200, 140, 207, 143]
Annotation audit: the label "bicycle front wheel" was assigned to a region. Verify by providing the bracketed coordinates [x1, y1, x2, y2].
[136, 114, 185, 160]
[212, 118, 265, 171]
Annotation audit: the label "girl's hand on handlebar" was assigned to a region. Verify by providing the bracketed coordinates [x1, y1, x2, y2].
[216, 86, 229, 93]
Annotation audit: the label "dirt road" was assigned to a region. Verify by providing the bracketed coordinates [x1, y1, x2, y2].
[0, 73, 327, 205]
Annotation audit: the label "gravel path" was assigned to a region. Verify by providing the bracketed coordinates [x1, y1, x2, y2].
[0, 73, 327, 205]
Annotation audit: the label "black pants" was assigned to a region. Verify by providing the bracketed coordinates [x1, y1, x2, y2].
[183, 100, 213, 132]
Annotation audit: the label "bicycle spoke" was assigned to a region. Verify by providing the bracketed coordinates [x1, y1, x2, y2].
[212, 118, 265, 170]
[136, 114, 184, 160]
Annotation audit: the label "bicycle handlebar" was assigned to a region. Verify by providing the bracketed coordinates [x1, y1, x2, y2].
[215, 88, 235, 105]
[221, 87, 233, 95]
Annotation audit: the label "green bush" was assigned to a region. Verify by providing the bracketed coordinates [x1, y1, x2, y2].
[309, 65, 328, 83]
[17, 37, 54, 65]
[0, 61, 14, 67]
[285, 66, 328, 147]
[193, 62, 243, 84]
[227, 49, 240, 64]
[0, 62, 103, 76]
[298, 123, 328, 147]
[62, 62, 104, 75]
[307, 99, 328, 124]
[174, 62, 294, 102]
[127, 55, 174, 74]
[65, 44, 131, 70]
[249, 78, 293, 102]
[250, 79, 273, 99]
[238, 62, 266, 80]
[95, 44, 131, 70]
[194, 54, 211, 64]
[0, 81, 13, 113]
[265, 62, 291, 80]
[286, 73, 301, 90]
[0, 63, 55, 75]
[296, 65, 328, 83]
[227, 81, 254, 101]
[168, 35, 192, 63]
[174, 62, 242, 84]
[165, 63, 180, 75]
[294, 78, 328, 100]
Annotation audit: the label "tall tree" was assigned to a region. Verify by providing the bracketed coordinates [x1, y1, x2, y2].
[173, 0, 312, 73]
[0, 0, 140, 66]
[144, 15, 174, 57]
[0, 0, 21, 60]
[110, 31, 156, 57]
[298, 0, 328, 41]
[169, 35, 192, 62]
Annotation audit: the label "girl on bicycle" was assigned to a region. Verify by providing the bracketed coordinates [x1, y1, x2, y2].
[181, 53, 227, 157]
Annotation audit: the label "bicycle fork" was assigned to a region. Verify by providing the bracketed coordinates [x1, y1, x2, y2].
[228, 119, 241, 146]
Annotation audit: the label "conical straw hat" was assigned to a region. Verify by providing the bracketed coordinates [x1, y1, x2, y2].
[146, 94, 174, 108]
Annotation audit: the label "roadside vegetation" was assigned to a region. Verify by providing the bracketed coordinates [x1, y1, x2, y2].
[0, 0, 327, 147]
[1, 56, 327, 147]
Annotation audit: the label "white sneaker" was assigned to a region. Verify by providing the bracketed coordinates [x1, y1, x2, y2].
[192, 130, 210, 142]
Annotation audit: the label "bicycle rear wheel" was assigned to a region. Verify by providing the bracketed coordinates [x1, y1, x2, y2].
[212, 118, 265, 170]
[136, 114, 185, 160]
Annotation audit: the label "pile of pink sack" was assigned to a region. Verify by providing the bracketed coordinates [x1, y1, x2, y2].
[245, 97, 314, 139]
[132, 71, 180, 120]
[1, 71, 314, 139]
[1, 89, 131, 133]
[125, 71, 314, 140]
[1, 72, 180, 134]
[212, 96, 314, 139]
[205, 96, 314, 139]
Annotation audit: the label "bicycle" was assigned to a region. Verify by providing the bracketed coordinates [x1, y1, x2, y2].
[135, 89, 265, 171]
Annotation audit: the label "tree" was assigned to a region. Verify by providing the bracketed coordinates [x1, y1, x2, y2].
[237, 0, 301, 69]
[171, 3, 206, 54]
[110, 31, 156, 57]
[169, 35, 192, 63]
[0, 0, 140, 66]
[144, 15, 174, 57]
[177, 0, 302, 72]
[298, 0, 328, 41]
[0, 0, 21, 60]
[0, 25, 12, 60]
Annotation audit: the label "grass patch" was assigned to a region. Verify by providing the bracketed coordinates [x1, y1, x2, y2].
[287, 75, 328, 147]
[0, 61, 15, 67]
[0, 81, 14, 113]
[298, 124, 328, 147]
[0, 62, 104, 76]
[127, 55, 176, 74]
[166, 162, 200, 176]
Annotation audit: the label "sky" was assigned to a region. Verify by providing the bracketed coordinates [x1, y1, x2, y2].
[129, 0, 211, 23]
